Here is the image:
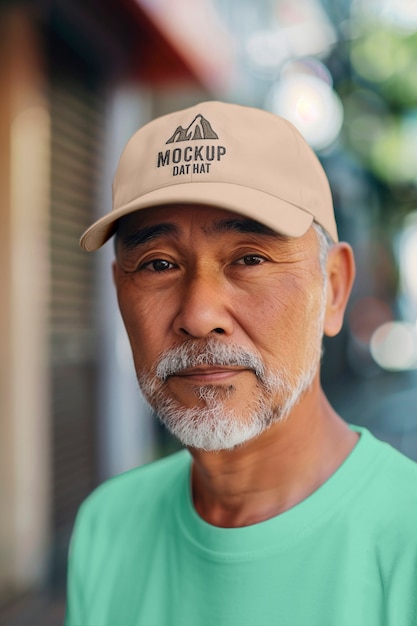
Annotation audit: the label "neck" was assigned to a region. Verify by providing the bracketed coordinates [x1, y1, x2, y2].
[189, 383, 358, 528]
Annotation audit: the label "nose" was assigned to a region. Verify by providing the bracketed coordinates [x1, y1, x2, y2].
[173, 272, 234, 338]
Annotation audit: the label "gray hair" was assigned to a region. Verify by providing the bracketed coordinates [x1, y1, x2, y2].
[312, 222, 334, 278]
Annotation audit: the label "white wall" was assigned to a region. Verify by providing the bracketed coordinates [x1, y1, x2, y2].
[96, 85, 156, 481]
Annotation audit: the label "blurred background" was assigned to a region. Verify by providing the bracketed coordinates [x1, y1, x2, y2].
[1, 0, 417, 623]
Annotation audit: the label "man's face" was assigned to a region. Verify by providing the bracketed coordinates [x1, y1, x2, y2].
[114, 204, 327, 451]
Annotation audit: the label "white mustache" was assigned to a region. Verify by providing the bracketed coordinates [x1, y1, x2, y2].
[155, 339, 266, 383]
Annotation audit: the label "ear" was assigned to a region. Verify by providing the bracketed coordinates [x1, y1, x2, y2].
[323, 242, 356, 337]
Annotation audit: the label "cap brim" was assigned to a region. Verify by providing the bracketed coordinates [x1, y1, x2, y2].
[80, 182, 314, 252]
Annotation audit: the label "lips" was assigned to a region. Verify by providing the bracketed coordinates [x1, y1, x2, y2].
[171, 366, 249, 382]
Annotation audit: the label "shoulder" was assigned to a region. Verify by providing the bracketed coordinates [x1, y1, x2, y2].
[360, 430, 417, 575]
[353, 423, 417, 466]
[75, 449, 191, 531]
[358, 426, 417, 480]
[355, 426, 417, 484]
[352, 426, 417, 526]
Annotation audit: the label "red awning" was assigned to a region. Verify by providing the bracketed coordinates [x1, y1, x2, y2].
[121, 0, 234, 91]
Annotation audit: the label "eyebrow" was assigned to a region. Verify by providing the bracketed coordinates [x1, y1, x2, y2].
[119, 216, 283, 251]
[121, 223, 179, 250]
[208, 217, 283, 238]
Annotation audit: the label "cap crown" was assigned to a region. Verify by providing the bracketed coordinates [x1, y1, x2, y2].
[81, 101, 337, 251]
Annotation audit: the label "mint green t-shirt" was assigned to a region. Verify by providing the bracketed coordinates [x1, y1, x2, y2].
[65, 427, 417, 626]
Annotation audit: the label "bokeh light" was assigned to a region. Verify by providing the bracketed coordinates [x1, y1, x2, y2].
[356, 0, 417, 33]
[246, 28, 289, 75]
[349, 2, 417, 107]
[343, 89, 389, 160]
[267, 69, 343, 150]
[350, 29, 410, 83]
[370, 321, 417, 371]
[370, 114, 417, 185]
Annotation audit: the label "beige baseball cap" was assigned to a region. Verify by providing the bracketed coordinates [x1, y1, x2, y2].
[80, 100, 338, 252]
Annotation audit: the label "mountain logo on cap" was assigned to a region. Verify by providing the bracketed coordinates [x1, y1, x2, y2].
[166, 114, 219, 144]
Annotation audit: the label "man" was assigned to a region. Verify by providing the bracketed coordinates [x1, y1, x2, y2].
[65, 102, 417, 626]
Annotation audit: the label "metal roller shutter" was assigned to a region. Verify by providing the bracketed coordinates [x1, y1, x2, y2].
[49, 60, 104, 576]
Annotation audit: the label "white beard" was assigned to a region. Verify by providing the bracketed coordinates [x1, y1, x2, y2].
[137, 328, 323, 452]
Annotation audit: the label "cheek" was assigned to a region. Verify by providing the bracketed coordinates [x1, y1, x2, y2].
[237, 276, 322, 359]
[238, 276, 307, 332]
[117, 283, 169, 362]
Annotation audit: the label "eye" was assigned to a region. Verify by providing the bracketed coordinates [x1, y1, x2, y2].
[236, 255, 266, 266]
[141, 259, 175, 272]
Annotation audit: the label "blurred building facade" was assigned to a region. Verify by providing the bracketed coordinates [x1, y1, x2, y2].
[1, 0, 417, 623]
[0, 0, 231, 617]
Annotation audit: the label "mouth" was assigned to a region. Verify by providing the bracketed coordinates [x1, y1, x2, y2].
[169, 366, 250, 384]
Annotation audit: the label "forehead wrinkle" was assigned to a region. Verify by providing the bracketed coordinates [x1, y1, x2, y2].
[121, 222, 179, 250]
